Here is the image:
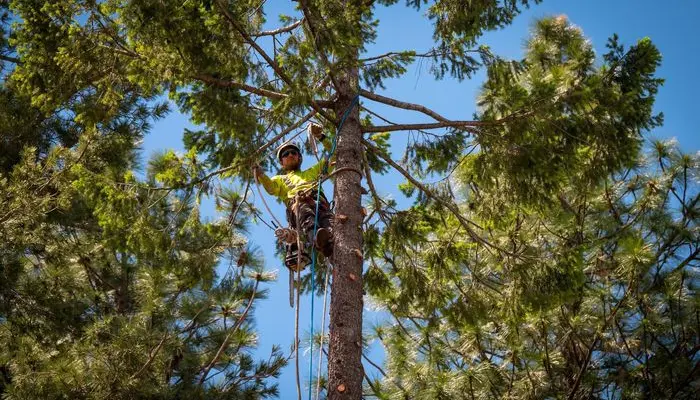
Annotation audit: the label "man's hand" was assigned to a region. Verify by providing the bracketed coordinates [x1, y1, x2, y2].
[309, 123, 325, 141]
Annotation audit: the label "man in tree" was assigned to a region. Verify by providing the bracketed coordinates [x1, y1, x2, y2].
[253, 123, 335, 269]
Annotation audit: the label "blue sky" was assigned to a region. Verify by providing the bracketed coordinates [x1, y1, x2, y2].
[141, 0, 699, 396]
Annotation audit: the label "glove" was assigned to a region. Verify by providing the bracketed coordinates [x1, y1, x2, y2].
[309, 123, 325, 141]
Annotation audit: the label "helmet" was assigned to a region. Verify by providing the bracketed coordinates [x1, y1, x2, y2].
[276, 141, 302, 162]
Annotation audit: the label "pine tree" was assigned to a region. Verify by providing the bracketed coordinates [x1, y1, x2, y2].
[1, 3, 285, 398]
[363, 18, 698, 400]
[365, 142, 698, 399]
[6, 1, 693, 399]
[6, 2, 548, 397]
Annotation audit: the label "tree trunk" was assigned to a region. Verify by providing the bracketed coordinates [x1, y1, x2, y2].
[327, 65, 364, 399]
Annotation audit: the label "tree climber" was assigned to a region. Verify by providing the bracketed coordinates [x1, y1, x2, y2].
[253, 124, 334, 270]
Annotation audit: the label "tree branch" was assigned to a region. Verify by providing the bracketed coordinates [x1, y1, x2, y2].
[362, 139, 519, 257]
[360, 89, 453, 122]
[361, 150, 392, 225]
[215, 0, 336, 123]
[254, 109, 318, 157]
[251, 19, 303, 37]
[361, 89, 536, 132]
[297, 0, 340, 91]
[198, 278, 260, 385]
[359, 48, 488, 64]
[215, 0, 291, 86]
[0, 54, 21, 65]
[362, 121, 483, 133]
[127, 109, 319, 193]
[130, 333, 169, 380]
[567, 281, 635, 400]
[194, 74, 288, 100]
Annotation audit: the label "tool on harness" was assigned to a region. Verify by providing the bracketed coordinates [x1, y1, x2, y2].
[275, 226, 311, 272]
[274, 227, 297, 244]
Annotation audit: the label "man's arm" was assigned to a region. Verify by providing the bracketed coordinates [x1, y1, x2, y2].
[302, 151, 336, 180]
[253, 166, 286, 200]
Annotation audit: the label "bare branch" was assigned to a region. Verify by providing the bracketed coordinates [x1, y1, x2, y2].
[359, 48, 488, 64]
[361, 89, 537, 132]
[363, 121, 483, 133]
[360, 89, 452, 122]
[252, 19, 303, 37]
[360, 51, 418, 63]
[0, 54, 21, 64]
[194, 74, 288, 100]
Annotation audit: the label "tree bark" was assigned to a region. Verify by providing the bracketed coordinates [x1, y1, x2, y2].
[327, 65, 364, 399]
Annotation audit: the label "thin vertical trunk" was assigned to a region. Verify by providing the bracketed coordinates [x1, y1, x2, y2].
[328, 64, 364, 399]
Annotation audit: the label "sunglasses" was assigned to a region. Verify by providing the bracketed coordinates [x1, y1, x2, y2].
[281, 149, 299, 159]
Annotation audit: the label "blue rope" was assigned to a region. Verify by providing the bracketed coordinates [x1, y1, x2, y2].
[308, 95, 360, 400]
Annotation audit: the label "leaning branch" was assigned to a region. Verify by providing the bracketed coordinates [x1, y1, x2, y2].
[125, 109, 319, 193]
[0, 54, 21, 64]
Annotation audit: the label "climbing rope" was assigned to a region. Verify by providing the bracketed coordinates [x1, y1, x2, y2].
[294, 265, 302, 400]
[308, 94, 360, 400]
[253, 173, 284, 229]
[315, 264, 331, 400]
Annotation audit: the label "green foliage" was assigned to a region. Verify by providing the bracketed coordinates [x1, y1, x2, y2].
[1, 3, 284, 391]
[422, 0, 542, 80]
[4, 0, 695, 398]
[1, 140, 285, 400]
[473, 17, 664, 206]
[366, 140, 699, 399]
